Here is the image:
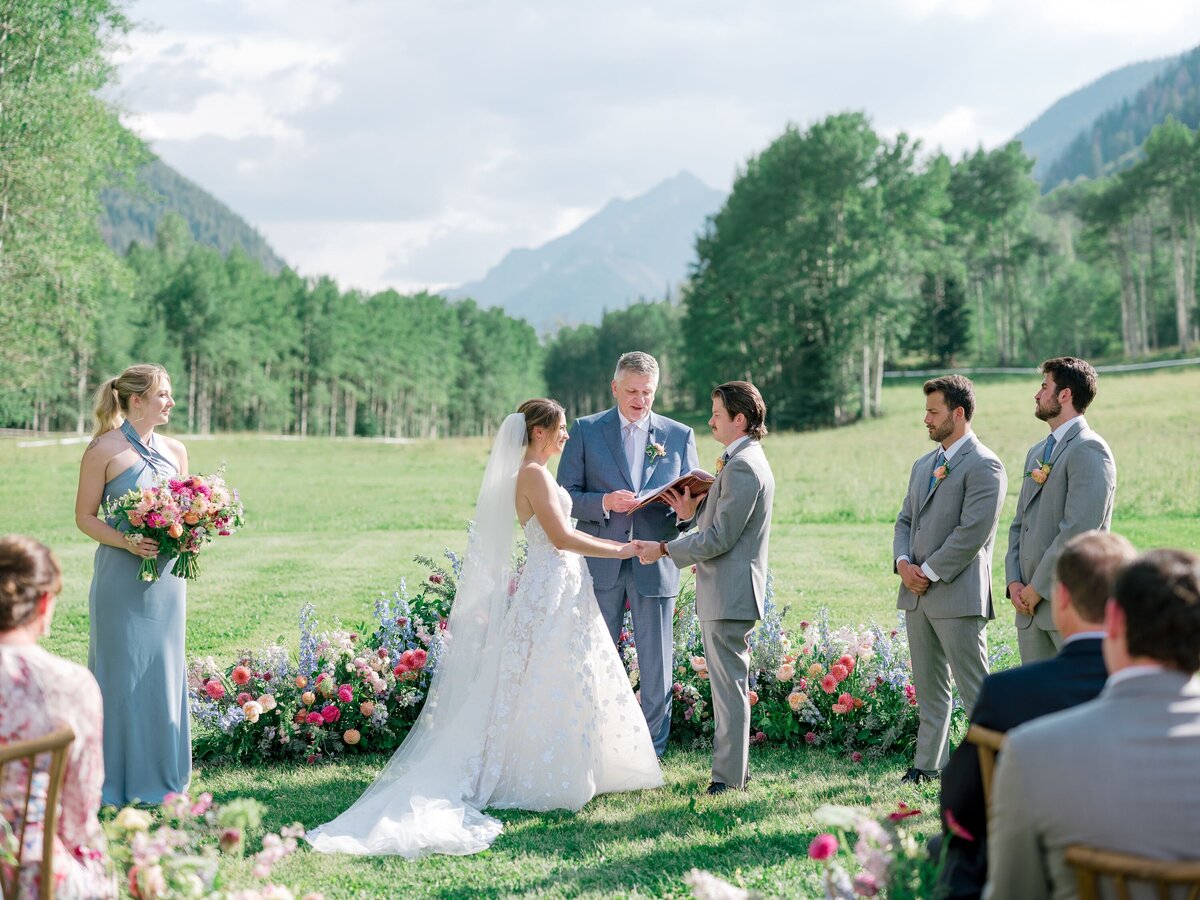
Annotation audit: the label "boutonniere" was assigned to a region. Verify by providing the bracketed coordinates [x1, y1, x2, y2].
[1026, 460, 1052, 484]
[715, 455, 726, 474]
[645, 441, 665, 462]
[932, 462, 950, 484]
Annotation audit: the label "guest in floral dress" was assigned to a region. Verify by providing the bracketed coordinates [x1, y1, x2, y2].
[0, 535, 114, 898]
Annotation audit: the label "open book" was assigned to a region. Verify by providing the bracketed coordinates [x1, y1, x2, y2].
[632, 468, 715, 511]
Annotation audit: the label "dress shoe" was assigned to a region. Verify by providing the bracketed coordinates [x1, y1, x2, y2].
[705, 781, 729, 795]
[900, 767, 939, 785]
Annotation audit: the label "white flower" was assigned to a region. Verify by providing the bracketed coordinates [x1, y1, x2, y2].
[242, 700, 263, 723]
[114, 807, 153, 832]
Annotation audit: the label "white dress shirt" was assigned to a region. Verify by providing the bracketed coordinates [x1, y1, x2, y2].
[898, 431, 974, 583]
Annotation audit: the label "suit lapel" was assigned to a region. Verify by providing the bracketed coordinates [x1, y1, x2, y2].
[918, 437, 976, 515]
[602, 407, 636, 491]
[640, 413, 662, 490]
[1024, 421, 1079, 504]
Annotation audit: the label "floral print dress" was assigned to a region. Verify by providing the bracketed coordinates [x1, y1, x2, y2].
[0, 644, 114, 898]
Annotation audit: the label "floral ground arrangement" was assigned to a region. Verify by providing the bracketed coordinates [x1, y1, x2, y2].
[190, 543, 934, 764]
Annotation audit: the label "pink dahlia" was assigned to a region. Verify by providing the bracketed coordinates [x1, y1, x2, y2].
[807, 833, 839, 861]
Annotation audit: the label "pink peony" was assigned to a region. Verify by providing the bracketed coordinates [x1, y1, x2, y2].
[231, 666, 251, 686]
[204, 679, 226, 701]
[820, 674, 838, 694]
[808, 833, 839, 861]
[337, 685, 354, 703]
[320, 704, 341, 724]
[305, 712, 323, 725]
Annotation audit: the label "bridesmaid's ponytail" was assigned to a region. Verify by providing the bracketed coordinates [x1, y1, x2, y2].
[92, 377, 122, 438]
[90, 364, 170, 439]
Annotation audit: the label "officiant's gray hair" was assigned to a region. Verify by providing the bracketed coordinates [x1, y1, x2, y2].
[613, 351, 659, 383]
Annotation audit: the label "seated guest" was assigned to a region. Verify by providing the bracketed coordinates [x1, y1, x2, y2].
[937, 530, 1134, 898]
[984, 548, 1200, 900]
[0, 535, 113, 898]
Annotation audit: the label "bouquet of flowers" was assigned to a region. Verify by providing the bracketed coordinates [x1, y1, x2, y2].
[105, 469, 245, 582]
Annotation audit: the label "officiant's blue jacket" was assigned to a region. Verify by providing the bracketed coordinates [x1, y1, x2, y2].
[558, 408, 698, 597]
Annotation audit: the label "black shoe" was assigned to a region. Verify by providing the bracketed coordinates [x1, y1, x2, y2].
[900, 767, 939, 785]
[706, 781, 729, 795]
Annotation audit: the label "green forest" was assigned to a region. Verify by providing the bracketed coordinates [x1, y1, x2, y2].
[2, 2, 1198, 435]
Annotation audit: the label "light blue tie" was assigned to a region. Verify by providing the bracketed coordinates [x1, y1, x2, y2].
[928, 450, 946, 493]
[1043, 433, 1057, 464]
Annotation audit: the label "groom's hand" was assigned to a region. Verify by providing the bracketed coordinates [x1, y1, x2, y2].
[604, 490, 639, 514]
[898, 560, 930, 595]
[662, 486, 699, 522]
[636, 541, 663, 565]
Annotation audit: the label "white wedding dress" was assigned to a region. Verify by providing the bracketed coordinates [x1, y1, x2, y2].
[307, 414, 662, 857]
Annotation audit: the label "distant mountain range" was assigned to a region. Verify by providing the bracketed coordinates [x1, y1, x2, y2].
[447, 171, 726, 331]
[100, 157, 286, 273]
[100, 41, 1200, 329]
[1015, 54, 1179, 183]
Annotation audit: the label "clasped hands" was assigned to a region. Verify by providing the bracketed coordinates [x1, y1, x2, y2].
[1007, 581, 1043, 615]
[613, 540, 667, 563]
[897, 559, 930, 596]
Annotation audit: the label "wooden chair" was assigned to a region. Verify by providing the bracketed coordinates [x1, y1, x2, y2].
[1065, 845, 1200, 900]
[965, 723, 1005, 820]
[0, 727, 76, 900]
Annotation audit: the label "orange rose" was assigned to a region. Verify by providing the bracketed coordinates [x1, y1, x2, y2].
[183, 511, 200, 525]
[167, 522, 184, 539]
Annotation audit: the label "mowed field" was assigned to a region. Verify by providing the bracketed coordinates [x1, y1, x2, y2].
[0, 368, 1197, 897]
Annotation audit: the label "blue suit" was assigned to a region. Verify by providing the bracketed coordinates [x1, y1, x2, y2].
[557, 407, 699, 755]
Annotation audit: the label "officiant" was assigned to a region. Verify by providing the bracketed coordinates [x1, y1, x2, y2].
[557, 351, 699, 756]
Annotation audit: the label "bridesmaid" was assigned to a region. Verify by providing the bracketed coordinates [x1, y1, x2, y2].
[74, 364, 190, 806]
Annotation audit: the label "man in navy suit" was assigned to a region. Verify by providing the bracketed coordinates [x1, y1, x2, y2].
[557, 351, 699, 756]
[937, 530, 1136, 899]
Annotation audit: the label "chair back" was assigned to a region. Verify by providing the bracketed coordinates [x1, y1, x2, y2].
[965, 723, 1005, 821]
[0, 727, 76, 900]
[1066, 845, 1200, 900]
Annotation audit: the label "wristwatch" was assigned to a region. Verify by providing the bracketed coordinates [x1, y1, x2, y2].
[659, 541, 670, 560]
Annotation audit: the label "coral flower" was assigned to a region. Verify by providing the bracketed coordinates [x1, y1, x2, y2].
[359, 701, 376, 717]
[204, 680, 226, 701]
[343, 729, 361, 745]
[837, 654, 856, 672]
[294, 675, 308, 690]
[820, 674, 838, 694]
[748, 690, 758, 707]
[301, 691, 316, 706]
[830, 664, 849, 683]
[231, 666, 251, 686]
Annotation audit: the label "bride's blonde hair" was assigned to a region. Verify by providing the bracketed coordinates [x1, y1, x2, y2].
[91, 364, 170, 438]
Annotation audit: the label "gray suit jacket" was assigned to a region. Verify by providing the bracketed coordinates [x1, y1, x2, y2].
[558, 408, 698, 596]
[667, 439, 774, 622]
[1004, 420, 1116, 627]
[984, 671, 1200, 900]
[893, 434, 1007, 619]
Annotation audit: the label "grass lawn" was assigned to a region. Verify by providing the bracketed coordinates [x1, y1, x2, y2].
[1, 367, 1197, 897]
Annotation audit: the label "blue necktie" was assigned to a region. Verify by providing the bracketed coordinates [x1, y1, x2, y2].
[928, 450, 946, 492]
[1043, 433, 1056, 464]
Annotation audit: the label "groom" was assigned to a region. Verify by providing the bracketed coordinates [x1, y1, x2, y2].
[638, 381, 774, 795]
[557, 351, 698, 756]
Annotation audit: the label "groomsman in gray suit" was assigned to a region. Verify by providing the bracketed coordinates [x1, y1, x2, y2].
[985, 549, 1200, 900]
[557, 351, 698, 756]
[638, 381, 774, 796]
[1006, 357, 1117, 663]
[893, 375, 1007, 784]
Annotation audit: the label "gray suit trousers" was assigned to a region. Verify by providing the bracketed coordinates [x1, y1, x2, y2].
[593, 558, 674, 756]
[1017, 620, 1063, 664]
[701, 617, 756, 788]
[906, 606, 988, 771]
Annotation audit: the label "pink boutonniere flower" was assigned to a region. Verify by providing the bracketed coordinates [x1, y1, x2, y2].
[645, 440, 666, 462]
[932, 464, 949, 483]
[1026, 460, 1052, 484]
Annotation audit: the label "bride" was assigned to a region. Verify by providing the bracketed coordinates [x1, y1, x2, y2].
[307, 399, 664, 857]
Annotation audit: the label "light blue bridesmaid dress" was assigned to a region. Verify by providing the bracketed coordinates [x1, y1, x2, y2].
[87, 420, 190, 806]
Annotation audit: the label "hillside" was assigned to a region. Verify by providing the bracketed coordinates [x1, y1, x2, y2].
[1016, 54, 1178, 183]
[450, 171, 726, 332]
[1040, 44, 1200, 191]
[100, 158, 286, 273]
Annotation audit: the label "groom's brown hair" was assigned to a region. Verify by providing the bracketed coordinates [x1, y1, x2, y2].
[713, 382, 767, 440]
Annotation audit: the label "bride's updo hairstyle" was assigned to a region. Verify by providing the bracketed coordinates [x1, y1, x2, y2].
[0, 535, 62, 632]
[91, 363, 170, 438]
[517, 399, 565, 444]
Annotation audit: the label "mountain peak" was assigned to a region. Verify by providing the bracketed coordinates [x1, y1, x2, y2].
[450, 173, 726, 332]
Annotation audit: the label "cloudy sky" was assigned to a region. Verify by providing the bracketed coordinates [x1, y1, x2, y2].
[114, 0, 1198, 293]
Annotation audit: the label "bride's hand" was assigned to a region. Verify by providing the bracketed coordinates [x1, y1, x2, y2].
[618, 541, 641, 559]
